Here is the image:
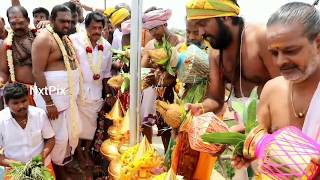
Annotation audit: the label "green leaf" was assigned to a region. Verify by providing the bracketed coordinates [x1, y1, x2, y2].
[231, 99, 245, 121]
[121, 76, 130, 93]
[165, 63, 175, 76]
[233, 140, 244, 156]
[249, 86, 258, 99]
[182, 85, 197, 104]
[244, 98, 258, 133]
[32, 155, 42, 162]
[164, 137, 176, 169]
[193, 82, 207, 103]
[202, 132, 246, 146]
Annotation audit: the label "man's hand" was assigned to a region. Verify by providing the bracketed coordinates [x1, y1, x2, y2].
[36, 20, 50, 29]
[185, 103, 204, 116]
[231, 156, 252, 169]
[46, 104, 59, 120]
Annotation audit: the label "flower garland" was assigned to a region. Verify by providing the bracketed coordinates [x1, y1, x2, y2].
[120, 144, 156, 178]
[119, 143, 163, 178]
[46, 24, 84, 141]
[83, 33, 104, 80]
[5, 29, 38, 82]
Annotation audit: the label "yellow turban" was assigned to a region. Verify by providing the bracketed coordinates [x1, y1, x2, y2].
[104, 7, 130, 26]
[186, 0, 240, 20]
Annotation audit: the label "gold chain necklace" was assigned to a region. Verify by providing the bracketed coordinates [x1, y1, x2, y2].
[290, 83, 309, 118]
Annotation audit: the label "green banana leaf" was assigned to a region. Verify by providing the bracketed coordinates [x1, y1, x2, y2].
[164, 137, 176, 169]
[202, 132, 246, 146]
[243, 87, 258, 133]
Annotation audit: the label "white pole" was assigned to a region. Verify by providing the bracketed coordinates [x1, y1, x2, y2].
[129, 0, 143, 146]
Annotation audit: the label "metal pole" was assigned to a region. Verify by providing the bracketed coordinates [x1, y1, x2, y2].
[129, 0, 143, 146]
[104, 0, 107, 9]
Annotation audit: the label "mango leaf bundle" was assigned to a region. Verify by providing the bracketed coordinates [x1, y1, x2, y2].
[112, 49, 130, 66]
[7, 155, 54, 180]
[150, 37, 176, 76]
[202, 87, 259, 156]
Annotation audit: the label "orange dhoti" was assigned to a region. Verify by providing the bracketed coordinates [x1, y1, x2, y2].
[171, 132, 216, 180]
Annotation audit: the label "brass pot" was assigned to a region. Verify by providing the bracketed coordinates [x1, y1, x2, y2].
[108, 159, 121, 180]
[100, 139, 120, 161]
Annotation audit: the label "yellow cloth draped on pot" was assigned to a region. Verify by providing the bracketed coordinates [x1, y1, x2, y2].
[104, 7, 130, 26]
[186, 0, 240, 20]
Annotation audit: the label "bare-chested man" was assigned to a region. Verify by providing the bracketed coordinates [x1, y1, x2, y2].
[0, 6, 37, 106]
[32, 5, 81, 179]
[141, 7, 183, 151]
[233, 3, 320, 174]
[185, 0, 279, 118]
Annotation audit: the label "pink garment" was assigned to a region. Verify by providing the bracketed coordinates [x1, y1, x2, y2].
[121, 20, 131, 35]
[142, 9, 172, 30]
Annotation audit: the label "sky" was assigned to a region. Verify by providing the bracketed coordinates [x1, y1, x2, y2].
[0, 0, 314, 29]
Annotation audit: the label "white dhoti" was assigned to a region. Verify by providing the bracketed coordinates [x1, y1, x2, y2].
[141, 86, 157, 127]
[77, 98, 104, 140]
[303, 82, 320, 141]
[34, 70, 81, 165]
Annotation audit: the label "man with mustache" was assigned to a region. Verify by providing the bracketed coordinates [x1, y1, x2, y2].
[233, 3, 320, 177]
[178, 19, 211, 53]
[186, 0, 279, 120]
[32, 5, 82, 179]
[0, 83, 55, 177]
[70, 12, 112, 170]
[11, 0, 49, 28]
[0, 6, 37, 106]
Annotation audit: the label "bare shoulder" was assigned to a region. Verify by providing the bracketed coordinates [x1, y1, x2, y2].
[209, 49, 219, 63]
[33, 30, 52, 45]
[262, 76, 287, 96]
[245, 24, 266, 42]
[144, 39, 155, 50]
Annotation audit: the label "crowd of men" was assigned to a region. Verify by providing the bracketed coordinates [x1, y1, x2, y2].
[1, 0, 320, 179]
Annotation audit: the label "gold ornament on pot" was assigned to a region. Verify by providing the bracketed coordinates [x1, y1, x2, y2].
[105, 99, 124, 123]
